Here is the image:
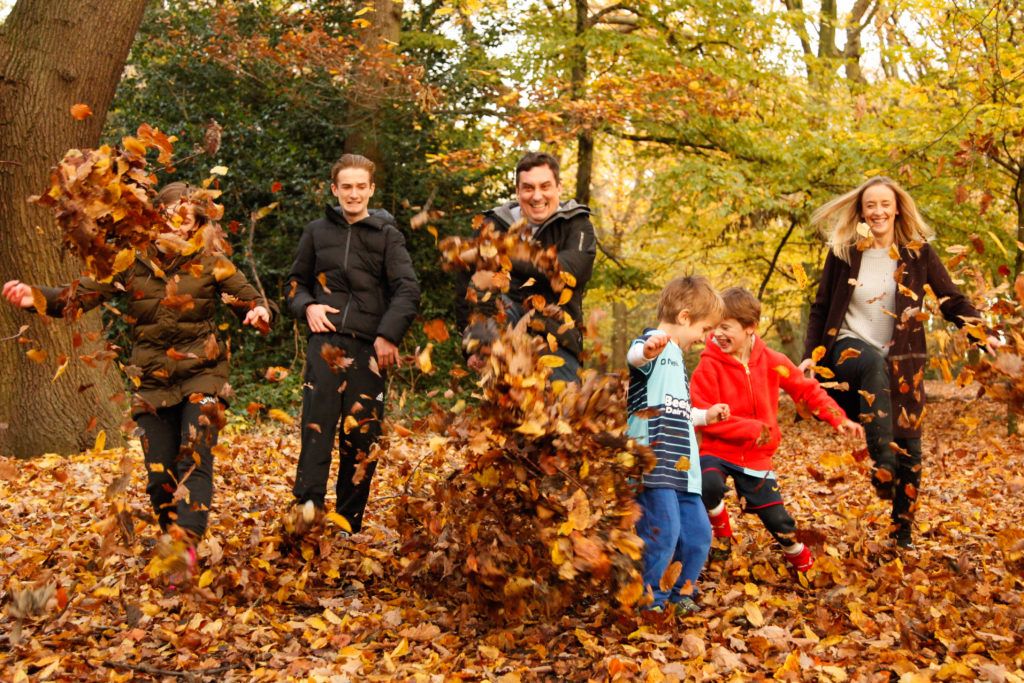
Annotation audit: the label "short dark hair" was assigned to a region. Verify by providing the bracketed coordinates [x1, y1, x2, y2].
[720, 287, 761, 328]
[657, 275, 723, 324]
[331, 154, 375, 185]
[515, 152, 560, 186]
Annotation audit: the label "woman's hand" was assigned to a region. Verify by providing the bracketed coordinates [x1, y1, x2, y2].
[706, 403, 730, 424]
[305, 303, 339, 333]
[243, 305, 270, 328]
[2, 280, 34, 309]
[836, 419, 865, 439]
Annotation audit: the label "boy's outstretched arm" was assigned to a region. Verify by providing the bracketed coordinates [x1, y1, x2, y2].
[627, 332, 669, 366]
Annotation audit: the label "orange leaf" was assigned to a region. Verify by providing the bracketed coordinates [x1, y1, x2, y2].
[423, 318, 450, 342]
[70, 103, 93, 120]
[837, 348, 861, 365]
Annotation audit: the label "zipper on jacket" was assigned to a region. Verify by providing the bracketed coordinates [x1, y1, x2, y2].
[338, 226, 353, 332]
[744, 363, 755, 467]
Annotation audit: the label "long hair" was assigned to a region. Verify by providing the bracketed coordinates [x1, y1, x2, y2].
[811, 176, 933, 262]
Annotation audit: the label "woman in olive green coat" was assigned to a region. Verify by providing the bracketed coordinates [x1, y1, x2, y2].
[3, 182, 274, 581]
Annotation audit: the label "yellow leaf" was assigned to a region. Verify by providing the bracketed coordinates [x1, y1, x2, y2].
[268, 408, 293, 424]
[93, 430, 106, 453]
[559, 271, 577, 287]
[811, 345, 826, 363]
[889, 243, 900, 260]
[112, 248, 136, 275]
[558, 288, 573, 306]
[209, 165, 229, 176]
[93, 586, 120, 598]
[477, 644, 501, 660]
[856, 222, 870, 237]
[515, 420, 545, 437]
[306, 615, 328, 631]
[674, 455, 691, 471]
[791, 263, 809, 289]
[213, 258, 236, 281]
[326, 511, 352, 532]
[811, 365, 834, 379]
[26, 348, 48, 363]
[417, 343, 434, 374]
[122, 136, 147, 156]
[323, 609, 343, 625]
[616, 577, 644, 606]
[52, 354, 69, 383]
[252, 202, 278, 221]
[390, 638, 410, 658]
[198, 569, 214, 589]
[343, 414, 359, 434]
[773, 365, 790, 378]
[744, 601, 764, 627]
[539, 354, 565, 368]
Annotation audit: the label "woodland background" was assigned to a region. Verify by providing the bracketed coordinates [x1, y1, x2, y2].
[2, 0, 1023, 457]
[2, 1, 1024, 681]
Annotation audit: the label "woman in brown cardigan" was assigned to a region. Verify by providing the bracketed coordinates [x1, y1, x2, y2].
[3, 182, 274, 584]
[799, 176, 984, 549]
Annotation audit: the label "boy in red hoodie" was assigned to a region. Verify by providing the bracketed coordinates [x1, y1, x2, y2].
[691, 287, 864, 572]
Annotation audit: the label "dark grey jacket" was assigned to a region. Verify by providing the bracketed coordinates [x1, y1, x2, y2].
[455, 199, 596, 356]
[286, 206, 420, 344]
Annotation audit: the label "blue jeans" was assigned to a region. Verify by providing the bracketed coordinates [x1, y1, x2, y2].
[636, 488, 712, 608]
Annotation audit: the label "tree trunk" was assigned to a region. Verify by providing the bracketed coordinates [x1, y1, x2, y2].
[345, 0, 403, 194]
[571, 0, 593, 206]
[0, 0, 147, 458]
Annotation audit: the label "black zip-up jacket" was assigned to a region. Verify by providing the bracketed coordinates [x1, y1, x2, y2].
[455, 199, 596, 357]
[286, 206, 420, 344]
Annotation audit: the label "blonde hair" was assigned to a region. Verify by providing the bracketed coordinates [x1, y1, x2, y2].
[811, 176, 933, 262]
[657, 275, 723, 325]
[154, 181, 228, 254]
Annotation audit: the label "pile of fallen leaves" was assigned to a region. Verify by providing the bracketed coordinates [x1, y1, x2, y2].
[28, 124, 224, 283]
[2, 386, 1023, 680]
[385, 220, 653, 620]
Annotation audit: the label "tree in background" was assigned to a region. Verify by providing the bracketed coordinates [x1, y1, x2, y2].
[0, 0, 147, 458]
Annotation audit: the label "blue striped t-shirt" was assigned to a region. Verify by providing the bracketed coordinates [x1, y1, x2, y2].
[627, 329, 701, 494]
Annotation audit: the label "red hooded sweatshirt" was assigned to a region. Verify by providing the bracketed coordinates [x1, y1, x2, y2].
[691, 333, 847, 471]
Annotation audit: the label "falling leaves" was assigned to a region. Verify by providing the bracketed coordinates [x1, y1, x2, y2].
[69, 103, 93, 120]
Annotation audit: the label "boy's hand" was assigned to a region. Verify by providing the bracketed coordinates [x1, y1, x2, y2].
[797, 358, 815, 378]
[306, 303, 339, 333]
[2, 280, 34, 309]
[836, 419, 865, 439]
[706, 403, 730, 424]
[643, 334, 669, 361]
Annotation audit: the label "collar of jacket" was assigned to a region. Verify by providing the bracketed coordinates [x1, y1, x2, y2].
[488, 199, 591, 232]
[701, 332, 767, 367]
[324, 205, 396, 230]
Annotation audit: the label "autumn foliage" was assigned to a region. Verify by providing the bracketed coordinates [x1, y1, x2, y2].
[386, 220, 654, 619]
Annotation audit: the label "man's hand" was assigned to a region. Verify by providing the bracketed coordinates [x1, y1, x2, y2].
[243, 305, 270, 328]
[374, 336, 400, 370]
[836, 419, 865, 439]
[706, 403, 730, 424]
[643, 334, 669, 361]
[2, 280, 34, 309]
[305, 303, 339, 333]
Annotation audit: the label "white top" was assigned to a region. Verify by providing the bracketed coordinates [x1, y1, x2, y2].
[838, 248, 898, 355]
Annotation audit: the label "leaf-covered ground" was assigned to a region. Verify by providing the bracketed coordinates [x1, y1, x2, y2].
[2, 382, 1023, 682]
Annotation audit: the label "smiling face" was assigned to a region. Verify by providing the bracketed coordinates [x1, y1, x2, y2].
[861, 183, 899, 248]
[163, 200, 198, 237]
[332, 167, 375, 223]
[713, 317, 755, 359]
[675, 313, 716, 351]
[516, 164, 562, 226]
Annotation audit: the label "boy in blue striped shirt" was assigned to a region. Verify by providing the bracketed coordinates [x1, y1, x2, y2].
[627, 275, 730, 614]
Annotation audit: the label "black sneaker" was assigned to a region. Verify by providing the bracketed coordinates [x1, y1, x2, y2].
[891, 528, 914, 549]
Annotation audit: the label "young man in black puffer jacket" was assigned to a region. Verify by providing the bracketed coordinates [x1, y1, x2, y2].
[455, 152, 597, 384]
[286, 153, 420, 534]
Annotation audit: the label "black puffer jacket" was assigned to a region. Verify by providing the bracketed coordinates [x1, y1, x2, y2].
[286, 206, 420, 344]
[455, 199, 596, 357]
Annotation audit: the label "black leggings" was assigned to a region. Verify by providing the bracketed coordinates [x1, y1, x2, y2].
[136, 397, 220, 537]
[702, 464, 798, 547]
[825, 338, 923, 531]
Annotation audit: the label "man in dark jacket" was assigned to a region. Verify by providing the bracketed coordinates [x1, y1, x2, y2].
[455, 152, 597, 383]
[286, 153, 420, 534]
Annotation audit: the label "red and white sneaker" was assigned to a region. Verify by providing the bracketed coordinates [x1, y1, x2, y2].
[784, 544, 814, 572]
[155, 526, 198, 590]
